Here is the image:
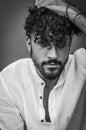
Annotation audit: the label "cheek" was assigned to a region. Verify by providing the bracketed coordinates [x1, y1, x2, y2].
[31, 45, 46, 64]
[59, 48, 70, 63]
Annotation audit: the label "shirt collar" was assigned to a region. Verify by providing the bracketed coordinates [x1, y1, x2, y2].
[29, 59, 45, 87]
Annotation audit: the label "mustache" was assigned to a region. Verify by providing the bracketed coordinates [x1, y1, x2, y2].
[42, 59, 62, 66]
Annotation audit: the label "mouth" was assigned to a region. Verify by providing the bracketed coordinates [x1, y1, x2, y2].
[42, 60, 62, 71]
[45, 63, 60, 69]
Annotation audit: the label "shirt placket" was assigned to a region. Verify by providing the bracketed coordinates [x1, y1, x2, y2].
[38, 81, 46, 123]
[49, 88, 56, 123]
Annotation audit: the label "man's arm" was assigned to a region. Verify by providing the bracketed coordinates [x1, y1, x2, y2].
[66, 4, 86, 35]
[36, 0, 86, 36]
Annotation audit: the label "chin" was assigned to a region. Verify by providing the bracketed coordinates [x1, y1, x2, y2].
[43, 66, 64, 80]
[46, 75, 58, 80]
[43, 71, 61, 80]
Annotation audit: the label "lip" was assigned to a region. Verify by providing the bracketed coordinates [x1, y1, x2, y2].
[45, 64, 60, 68]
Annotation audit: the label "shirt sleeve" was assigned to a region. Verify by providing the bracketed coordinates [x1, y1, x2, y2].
[74, 48, 86, 76]
[0, 73, 24, 130]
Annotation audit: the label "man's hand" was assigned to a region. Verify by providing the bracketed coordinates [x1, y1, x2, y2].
[35, 0, 68, 17]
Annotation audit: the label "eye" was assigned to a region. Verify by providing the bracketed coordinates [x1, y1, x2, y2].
[56, 38, 68, 49]
[38, 40, 48, 48]
[35, 36, 48, 48]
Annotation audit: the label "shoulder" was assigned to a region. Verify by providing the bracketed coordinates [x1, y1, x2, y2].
[2, 58, 32, 70]
[0, 58, 34, 87]
[1, 58, 32, 75]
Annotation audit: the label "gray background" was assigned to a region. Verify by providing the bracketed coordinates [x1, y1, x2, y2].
[0, 0, 86, 71]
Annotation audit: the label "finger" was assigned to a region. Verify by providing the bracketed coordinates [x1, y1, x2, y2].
[35, 0, 50, 5]
[45, 5, 66, 16]
[35, 0, 45, 5]
[56, 0, 66, 2]
[35, 0, 55, 6]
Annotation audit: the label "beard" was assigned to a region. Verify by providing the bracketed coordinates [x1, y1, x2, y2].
[32, 56, 68, 80]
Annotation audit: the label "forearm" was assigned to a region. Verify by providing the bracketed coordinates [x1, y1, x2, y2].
[67, 5, 86, 35]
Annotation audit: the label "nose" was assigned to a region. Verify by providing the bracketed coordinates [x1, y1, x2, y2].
[47, 45, 57, 59]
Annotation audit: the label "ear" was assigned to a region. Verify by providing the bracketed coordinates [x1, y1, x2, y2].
[26, 38, 31, 53]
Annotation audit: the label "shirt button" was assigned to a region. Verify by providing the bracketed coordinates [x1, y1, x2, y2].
[40, 96, 42, 99]
[51, 109, 53, 111]
[41, 119, 44, 122]
[41, 82, 44, 85]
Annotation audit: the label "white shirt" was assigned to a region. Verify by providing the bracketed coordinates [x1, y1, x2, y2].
[0, 48, 86, 130]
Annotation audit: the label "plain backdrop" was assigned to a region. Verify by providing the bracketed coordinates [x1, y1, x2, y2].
[0, 0, 86, 71]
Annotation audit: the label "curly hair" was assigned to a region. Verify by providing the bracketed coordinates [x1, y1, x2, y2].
[24, 6, 81, 48]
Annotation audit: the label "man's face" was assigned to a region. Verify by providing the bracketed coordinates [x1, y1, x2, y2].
[29, 33, 71, 80]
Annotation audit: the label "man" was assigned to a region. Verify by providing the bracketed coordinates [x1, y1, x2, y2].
[0, 0, 86, 129]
